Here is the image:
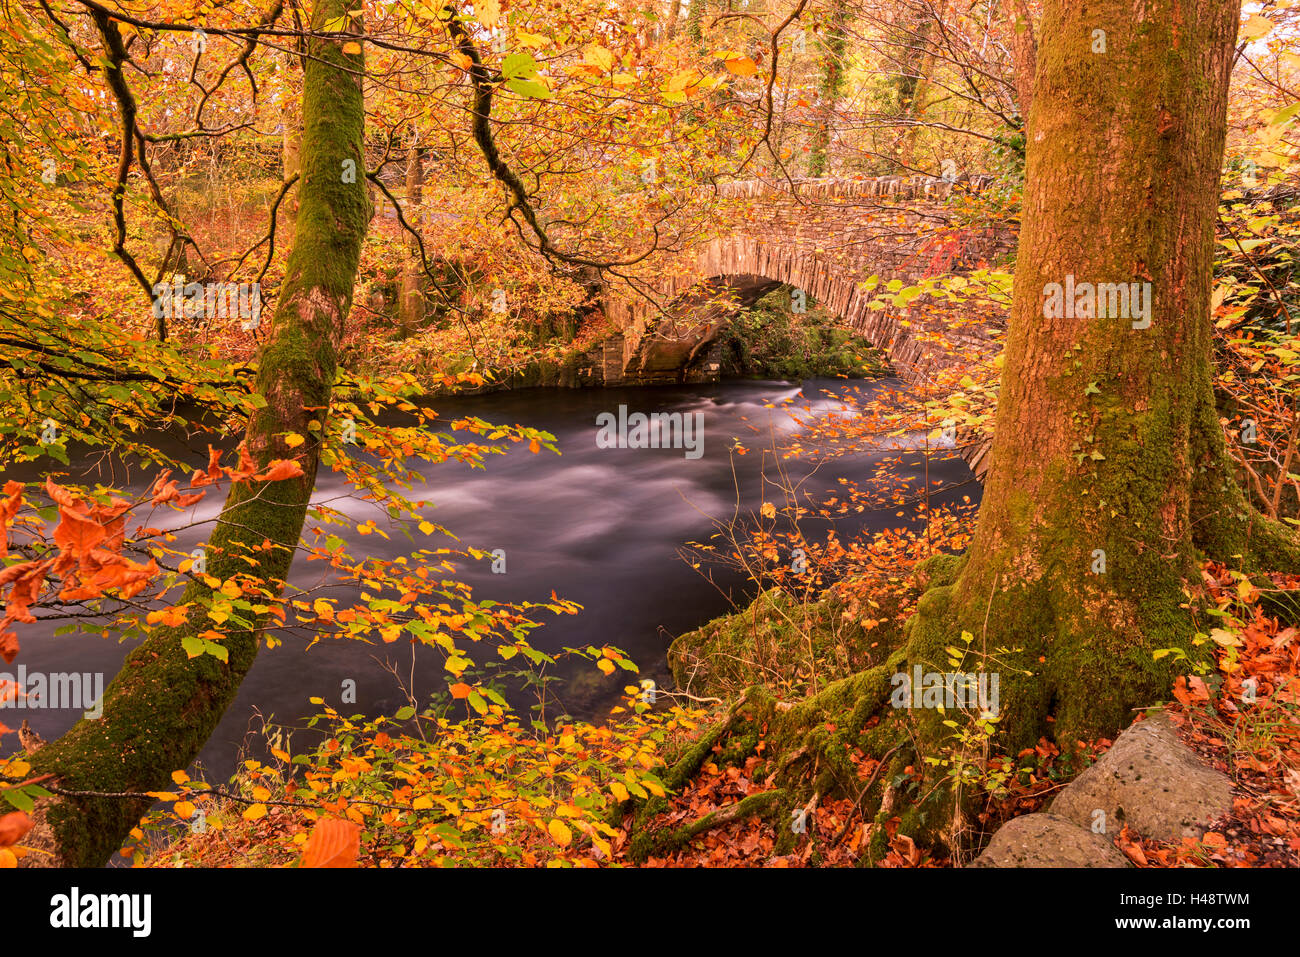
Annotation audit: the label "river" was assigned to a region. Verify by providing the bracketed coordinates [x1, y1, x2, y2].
[5, 377, 977, 784]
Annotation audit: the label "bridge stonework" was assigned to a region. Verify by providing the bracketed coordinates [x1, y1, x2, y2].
[595, 174, 1015, 477]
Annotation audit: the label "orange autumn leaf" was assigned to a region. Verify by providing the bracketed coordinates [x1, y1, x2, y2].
[299, 816, 361, 868]
[149, 470, 181, 505]
[44, 477, 77, 509]
[0, 811, 32, 847]
[258, 459, 305, 483]
[0, 481, 23, 559]
[449, 682, 472, 699]
[205, 444, 224, 481]
[147, 605, 189, 628]
[53, 507, 106, 555]
[228, 444, 259, 481]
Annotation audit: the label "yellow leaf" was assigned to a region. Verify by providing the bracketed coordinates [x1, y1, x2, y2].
[583, 44, 614, 73]
[243, 803, 268, 821]
[342, 41, 362, 55]
[171, 770, 190, 785]
[609, 781, 629, 802]
[597, 658, 615, 675]
[725, 57, 759, 76]
[477, 0, 500, 28]
[1209, 628, 1242, 647]
[174, 801, 195, 820]
[667, 70, 697, 93]
[284, 432, 306, 449]
[548, 818, 572, 847]
[1242, 14, 1273, 39]
[252, 786, 271, 801]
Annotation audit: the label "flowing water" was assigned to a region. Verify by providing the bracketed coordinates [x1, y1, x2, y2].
[4, 377, 978, 784]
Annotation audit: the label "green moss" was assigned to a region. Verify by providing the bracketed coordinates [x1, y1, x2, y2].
[668, 587, 906, 701]
[30, 0, 370, 867]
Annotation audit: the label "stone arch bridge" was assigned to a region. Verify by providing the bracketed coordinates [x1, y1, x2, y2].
[589, 174, 1015, 477]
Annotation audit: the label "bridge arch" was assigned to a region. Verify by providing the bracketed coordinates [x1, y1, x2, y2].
[602, 174, 1013, 476]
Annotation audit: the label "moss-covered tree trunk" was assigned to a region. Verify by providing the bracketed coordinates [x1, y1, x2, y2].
[806, 2, 847, 177]
[897, 1, 946, 170]
[664, 0, 681, 40]
[630, 0, 1300, 864]
[685, 0, 705, 51]
[904, 0, 1300, 757]
[24, 1, 369, 868]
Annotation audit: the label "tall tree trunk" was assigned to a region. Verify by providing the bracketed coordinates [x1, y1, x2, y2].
[281, 50, 303, 236]
[665, 0, 681, 39]
[399, 137, 425, 338]
[686, 0, 705, 51]
[24, 0, 369, 868]
[897, 1, 947, 170]
[1007, 0, 1037, 122]
[904, 0, 1300, 757]
[806, 2, 848, 177]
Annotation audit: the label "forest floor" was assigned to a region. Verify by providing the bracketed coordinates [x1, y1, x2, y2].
[142, 561, 1300, 869]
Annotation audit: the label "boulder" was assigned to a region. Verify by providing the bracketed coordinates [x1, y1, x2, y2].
[970, 813, 1130, 867]
[1050, 711, 1231, 843]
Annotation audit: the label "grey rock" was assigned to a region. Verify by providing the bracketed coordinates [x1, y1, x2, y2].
[1050, 711, 1231, 843]
[969, 813, 1130, 868]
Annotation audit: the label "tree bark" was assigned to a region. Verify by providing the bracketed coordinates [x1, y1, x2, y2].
[665, 0, 681, 40]
[904, 0, 1300, 756]
[24, 0, 369, 867]
[806, 2, 848, 177]
[1007, 0, 1037, 122]
[897, 1, 947, 170]
[399, 136, 425, 338]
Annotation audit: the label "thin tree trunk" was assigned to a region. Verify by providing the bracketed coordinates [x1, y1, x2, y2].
[686, 0, 705, 51]
[806, 2, 848, 177]
[898, 2, 947, 170]
[665, 0, 681, 39]
[399, 136, 425, 338]
[25, 0, 370, 868]
[1007, 0, 1037, 122]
